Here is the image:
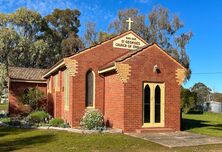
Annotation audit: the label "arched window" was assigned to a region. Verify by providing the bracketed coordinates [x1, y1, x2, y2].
[85, 70, 95, 107]
[144, 84, 150, 123]
[155, 85, 161, 123]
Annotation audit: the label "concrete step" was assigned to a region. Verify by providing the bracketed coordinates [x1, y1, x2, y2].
[135, 128, 174, 133]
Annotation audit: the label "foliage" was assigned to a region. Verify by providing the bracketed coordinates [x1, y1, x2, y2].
[191, 82, 211, 104]
[27, 111, 50, 124]
[213, 92, 222, 102]
[0, 7, 83, 69]
[0, 103, 8, 110]
[80, 109, 104, 130]
[20, 88, 44, 110]
[0, 28, 19, 67]
[84, 22, 97, 47]
[44, 8, 84, 59]
[49, 118, 65, 127]
[0, 64, 7, 94]
[84, 22, 115, 47]
[0, 8, 49, 68]
[181, 87, 198, 113]
[0, 117, 11, 124]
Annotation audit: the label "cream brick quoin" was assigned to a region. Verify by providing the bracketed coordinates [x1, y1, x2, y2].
[64, 58, 78, 76]
[175, 68, 187, 85]
[115, 63, 131, 83]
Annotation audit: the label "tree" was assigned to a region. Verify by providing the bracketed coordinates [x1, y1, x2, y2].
[108, 8, 149, 40]
[213, 92, 222, 102]
[0, 7, 83, 68]
[83, 22, 115, 47]
[97, 31, 114, 44]
[108, 6, 192, 80]
[84, 22, 97, 47]
[44, 8, 84, 59]
[0, 27, 19, 68]
[0, 8, 49, 68]
[191, 82, 211, 104]
[180, 87, 198, 113]
[0, 64, 7, 95]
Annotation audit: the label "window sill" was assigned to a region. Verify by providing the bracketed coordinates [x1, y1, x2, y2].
[86, 106, 95, 109]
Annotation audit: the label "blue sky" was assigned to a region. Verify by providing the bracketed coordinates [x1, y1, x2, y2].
[0, 0, 222, 92]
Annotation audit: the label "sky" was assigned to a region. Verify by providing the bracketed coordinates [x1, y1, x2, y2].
[0, 0, 222, 92]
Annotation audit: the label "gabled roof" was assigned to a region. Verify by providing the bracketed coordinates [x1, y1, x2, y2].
[8, 67, 48, 82]
[98, 43, 186, 74]
[43, 30, 148, 78]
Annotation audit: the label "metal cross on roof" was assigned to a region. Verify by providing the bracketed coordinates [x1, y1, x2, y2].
[126, 17, 133, 30]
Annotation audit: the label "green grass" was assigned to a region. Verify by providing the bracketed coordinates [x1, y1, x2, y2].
[182, 112, 222, 137]
[0, 103, 8, 110]
[0, 127, 222, 152]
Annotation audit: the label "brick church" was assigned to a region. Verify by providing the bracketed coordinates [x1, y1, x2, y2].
[7, 29, 186, 132]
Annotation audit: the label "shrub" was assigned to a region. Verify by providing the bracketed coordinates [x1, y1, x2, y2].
[21, 88, 44, 110]
[181, 87, 198, 113]
[27, 111, 50, 124]
[80, 109, 104, 130]
[0, 117, 11, 124]
[49, 118, 64, 127]
[0, 117, 22, 126]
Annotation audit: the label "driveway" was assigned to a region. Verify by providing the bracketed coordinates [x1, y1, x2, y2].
[126, 131, 222, 148]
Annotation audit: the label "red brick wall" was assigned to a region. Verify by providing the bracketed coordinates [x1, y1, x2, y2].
[9, 81, 47, 116]
[67, 35, 131, 127]
[104, 72, 125, 129]
[48, 70, 73, 126]
[122, 45, 181, 132]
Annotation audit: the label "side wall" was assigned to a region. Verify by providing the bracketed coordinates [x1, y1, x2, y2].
[47, 70, 74, 126]
[104, 72, 124, 129]
[9, 81, 47, 116]
[67, 35, 130, 127]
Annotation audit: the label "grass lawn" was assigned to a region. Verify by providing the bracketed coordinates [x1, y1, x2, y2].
[0, 127, 222, 152]
[182, 112, 222, 137]
[0, 104, 8, 110]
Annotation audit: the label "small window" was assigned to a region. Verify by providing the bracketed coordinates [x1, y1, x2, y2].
[85, 70, 95, 107]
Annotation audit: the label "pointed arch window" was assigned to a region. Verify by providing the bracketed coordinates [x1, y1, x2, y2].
[144, 85, 151, 123]
[155, 85, 161, 123]
[85, 70, 95, 107]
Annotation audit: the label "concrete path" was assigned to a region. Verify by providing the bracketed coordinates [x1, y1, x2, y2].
[126, 131, 222, 148]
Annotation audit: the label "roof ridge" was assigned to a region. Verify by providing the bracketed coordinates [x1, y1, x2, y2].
[9, 66, 48, 70]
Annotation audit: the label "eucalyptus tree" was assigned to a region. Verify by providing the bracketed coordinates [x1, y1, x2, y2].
[44, 8, 84, 59]
[0, 7, 49, 68]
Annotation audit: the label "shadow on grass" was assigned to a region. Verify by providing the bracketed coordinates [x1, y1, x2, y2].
[182, 118, 222, 131]
[0, 127, 31, 138]
[0, 133, 54, 152]
[181, 118, 210, 131]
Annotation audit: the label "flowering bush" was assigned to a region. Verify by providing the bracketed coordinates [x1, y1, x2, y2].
[80, 109, 104, 130]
